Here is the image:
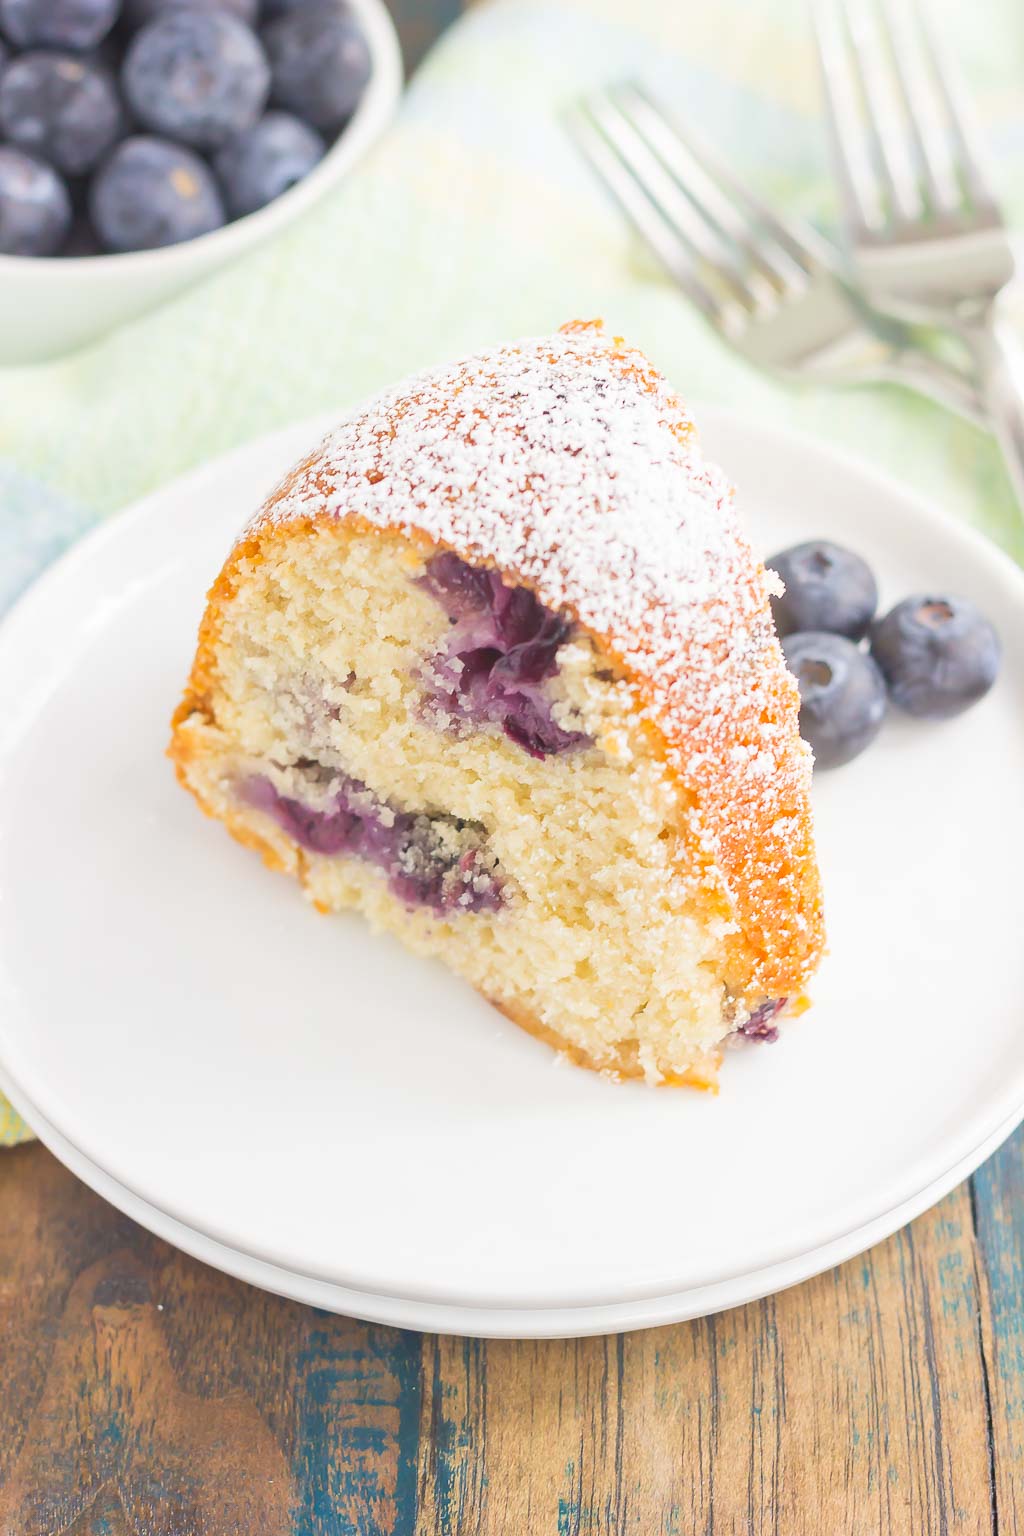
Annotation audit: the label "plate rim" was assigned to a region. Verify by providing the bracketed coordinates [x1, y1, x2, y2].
[2, 406, 1024, 1310]
[3, 1058, 1020, 1338]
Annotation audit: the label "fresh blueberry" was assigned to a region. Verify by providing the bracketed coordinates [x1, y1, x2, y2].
[783, 631, 887, 769]
[0, 37, 8, 72]
[125, 0, 259, 26]
[768, 540, 878, 641]
[123, 10, 270, 150]
[214, 110, 324, 216]
[0, 0, 120, 50]
[0, 52, 123, 177]
[263, 2, 371, 131]
[89, 134, 225, 251]
[0, 146, 72, 255]
[870, 595, 1000, 719]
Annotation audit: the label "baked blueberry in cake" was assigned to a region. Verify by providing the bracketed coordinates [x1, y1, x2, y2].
[170, 320, 824, 1087]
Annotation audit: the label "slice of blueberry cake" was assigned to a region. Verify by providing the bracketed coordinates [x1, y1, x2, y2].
[170, 320, 824, 1087]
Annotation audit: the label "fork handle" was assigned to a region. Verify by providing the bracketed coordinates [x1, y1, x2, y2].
[967, 322, 1024, 515]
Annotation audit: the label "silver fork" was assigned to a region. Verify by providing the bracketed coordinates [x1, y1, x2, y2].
[570, 81, 982, 421]
[814, 0, 1024, 505]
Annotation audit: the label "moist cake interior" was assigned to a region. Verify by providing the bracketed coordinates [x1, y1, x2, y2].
[174, 522, 782, 1085]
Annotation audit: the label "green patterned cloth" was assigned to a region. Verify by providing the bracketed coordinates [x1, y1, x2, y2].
[2, 0, 1022, 1145]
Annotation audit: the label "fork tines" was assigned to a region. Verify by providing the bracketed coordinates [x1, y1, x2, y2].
[571, 82, 826, 327]
[812, 0, 999, 235]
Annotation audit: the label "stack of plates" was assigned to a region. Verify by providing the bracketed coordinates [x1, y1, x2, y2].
[2, 414, 1022, 1339]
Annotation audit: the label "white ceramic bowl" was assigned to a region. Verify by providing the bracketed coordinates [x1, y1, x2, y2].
[0, 0, 402, 367]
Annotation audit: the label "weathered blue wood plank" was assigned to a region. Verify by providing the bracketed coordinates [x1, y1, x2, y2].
[970, 1121, 1024, 1531]
[293, 1319, 421, 1536]
[414, 1185, 994, 1534]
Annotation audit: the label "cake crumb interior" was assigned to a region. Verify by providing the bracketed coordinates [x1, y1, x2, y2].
[173, 523, 743, 1085]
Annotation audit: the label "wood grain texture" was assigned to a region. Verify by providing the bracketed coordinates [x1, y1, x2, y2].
[416, 1185, 998, 1536]
[3, 1137, 1019, 1534]
[972, 1132, 1024, 1532]
[0, 1147, 424, 1536]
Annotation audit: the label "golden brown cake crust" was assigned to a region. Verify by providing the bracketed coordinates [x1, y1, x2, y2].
[173, 321, 824, 1009]
[488, 994, 724, 1091]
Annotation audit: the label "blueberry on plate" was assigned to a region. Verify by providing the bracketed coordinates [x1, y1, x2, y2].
[0, 146, 72, 255]
[768, 539, 878, 641]
[214, 109, 325, 216]
[782, 631, 887, 769]
[89, 135, 226, 251]
[0, 52, 123, 177]
[870, 594, 1000, 719]
[0, 0, 120, 51]
[123, 10, 270, 150]
[263, 1, 371, 131]
[125, 0, 259, 26]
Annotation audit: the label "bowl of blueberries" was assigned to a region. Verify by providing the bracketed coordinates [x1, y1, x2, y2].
[0, 0, 402, 364]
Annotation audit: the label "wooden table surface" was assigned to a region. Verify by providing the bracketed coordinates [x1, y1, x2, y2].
[3, 4, 1024, 1532]
[3, 1136, 1024, 1532]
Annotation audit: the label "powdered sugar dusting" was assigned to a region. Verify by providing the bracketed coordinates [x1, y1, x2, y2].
[246, 322, 823, 996]
[257, 328, 733, 651]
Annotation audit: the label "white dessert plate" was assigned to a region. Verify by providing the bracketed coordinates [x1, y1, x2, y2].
[1, 410, 1023, 1319]
[2, 1063, 1018, 1338]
